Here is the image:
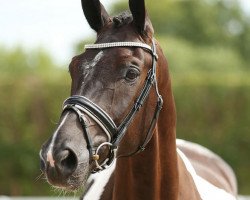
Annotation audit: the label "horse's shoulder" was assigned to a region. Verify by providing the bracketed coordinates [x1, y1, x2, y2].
[176, 139, 237, 199]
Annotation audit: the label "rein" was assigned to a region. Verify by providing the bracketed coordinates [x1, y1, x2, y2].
[62, 39, 163, 173]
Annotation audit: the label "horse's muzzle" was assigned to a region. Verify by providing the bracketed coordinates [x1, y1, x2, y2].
[39, 145, 79, 187]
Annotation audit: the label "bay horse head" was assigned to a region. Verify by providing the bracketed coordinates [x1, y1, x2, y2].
[40, 1, 237, 199]
[40, 0, 166, 191]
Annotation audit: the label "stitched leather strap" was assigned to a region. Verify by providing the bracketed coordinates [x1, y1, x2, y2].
[62, 39, 163, 172]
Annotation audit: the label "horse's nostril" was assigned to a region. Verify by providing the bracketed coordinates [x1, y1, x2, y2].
[60, 149, 78, 175]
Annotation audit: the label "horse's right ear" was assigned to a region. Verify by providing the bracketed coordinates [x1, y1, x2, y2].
[81, 0, 110, 33]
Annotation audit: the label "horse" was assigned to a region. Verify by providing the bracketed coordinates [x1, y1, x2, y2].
[39, 0, 238, 199]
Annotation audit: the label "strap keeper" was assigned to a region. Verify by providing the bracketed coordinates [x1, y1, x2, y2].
[134, 100, 143, 109]
[111, 145, 118, 150]
[146, 72, 155, 84]
[139, 146, 146, 151]
[157, 96, 164, 109]
[153, 52, 158, 60]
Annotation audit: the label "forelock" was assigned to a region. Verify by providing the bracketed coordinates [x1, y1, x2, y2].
[112, 11, 133, 28]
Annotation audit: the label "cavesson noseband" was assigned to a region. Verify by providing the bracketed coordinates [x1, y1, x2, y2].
[62, 39, 163, 173]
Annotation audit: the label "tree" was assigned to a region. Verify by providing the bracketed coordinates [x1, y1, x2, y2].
[112, 0, 250, 63]
[0, 46, 70, 195]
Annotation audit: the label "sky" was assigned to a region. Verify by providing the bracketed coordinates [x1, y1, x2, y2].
[0, 0, 250, 65]
[0, 0, 115, 64]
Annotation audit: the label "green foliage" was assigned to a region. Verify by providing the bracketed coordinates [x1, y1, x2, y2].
[0, 46, 71, 195]
[1, 0, 250, 195]
[74, 38, 95, 56]
[158, 36, 247, 72]
[112, 0, 250, 63]
[0, 46, 57, 78]
[0, 44, 250, 195]
[174, 82, 250, 194]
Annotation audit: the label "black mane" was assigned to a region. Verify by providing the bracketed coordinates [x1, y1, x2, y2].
[112, 11, 133, 28]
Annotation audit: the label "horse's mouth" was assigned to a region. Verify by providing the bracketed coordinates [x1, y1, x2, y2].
[45, 171, 88, 192]
[42, 161, 90, 192]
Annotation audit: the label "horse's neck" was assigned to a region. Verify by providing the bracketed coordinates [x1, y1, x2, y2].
[112, 127, 178, 200]
[111, 121, 200, 200]
[110, 59, 200, 199]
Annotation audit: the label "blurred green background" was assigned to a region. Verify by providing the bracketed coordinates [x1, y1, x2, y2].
[0, 0, 249, 196]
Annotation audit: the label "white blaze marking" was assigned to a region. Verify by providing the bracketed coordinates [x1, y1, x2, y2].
[46, 113, 69, 167]
[83, 160, 116, 200]
[89, 51, 104, 67]
[82, 51, 104, 80]
[83, 51, 104, 70]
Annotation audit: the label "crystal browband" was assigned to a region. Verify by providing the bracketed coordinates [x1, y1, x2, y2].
[85, 42, 152, 52]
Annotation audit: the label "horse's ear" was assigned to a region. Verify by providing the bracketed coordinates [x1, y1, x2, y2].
[129, 0, 146, 34]
[81, 0, 110, 32]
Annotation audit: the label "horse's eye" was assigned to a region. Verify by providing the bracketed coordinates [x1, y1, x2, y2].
[125, 68, 140, 81]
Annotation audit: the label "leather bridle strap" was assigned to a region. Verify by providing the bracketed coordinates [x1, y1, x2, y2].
[112, 40, 163, 146]
[62, 104, 96, 158]
[62, 99, 117, 171]
[63, 96, 117, 137]
[62, 39, 163, 173]
[114, 39, 163, 158]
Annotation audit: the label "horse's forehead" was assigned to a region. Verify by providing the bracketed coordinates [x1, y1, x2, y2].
[82, 51, 104, 69]
[77, 25, 143, 66]
[81, 47, 139, 67]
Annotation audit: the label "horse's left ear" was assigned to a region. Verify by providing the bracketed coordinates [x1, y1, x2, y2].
[129, 0, 147, 34]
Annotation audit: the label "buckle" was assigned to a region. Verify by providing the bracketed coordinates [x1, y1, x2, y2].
[92, 142, 117, 173]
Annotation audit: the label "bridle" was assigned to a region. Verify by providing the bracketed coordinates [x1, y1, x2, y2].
[62, 39, 163, 173]
[62, 40, 163, 173]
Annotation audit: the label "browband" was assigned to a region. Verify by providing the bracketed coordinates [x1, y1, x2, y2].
[85, 42, 158, 59]
[85, 42, 152, 51]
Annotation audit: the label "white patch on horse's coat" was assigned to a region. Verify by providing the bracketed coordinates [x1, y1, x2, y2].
[177, 140, 236, 200]
[80, 51, 104, 92]
[83, 160, 116, 200]
[177, 138, 237, 194]
[82, 51, 104, 78]
[46, 113, 69, 167]
[82, 139, 236, 200]
[177, 139, 217, 160]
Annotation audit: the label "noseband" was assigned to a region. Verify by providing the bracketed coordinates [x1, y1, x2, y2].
[62, 39, 163, 173]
